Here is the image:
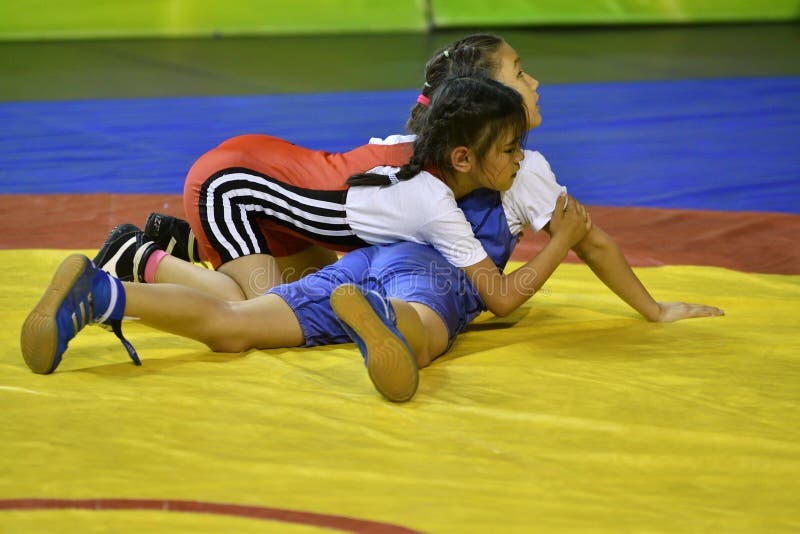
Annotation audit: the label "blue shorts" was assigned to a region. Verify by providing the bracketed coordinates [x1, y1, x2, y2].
[268, 242, 486, 347]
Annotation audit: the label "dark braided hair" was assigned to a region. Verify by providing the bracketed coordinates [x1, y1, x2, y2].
[347, 75, 528, 187]
[406, 34, 505, 134]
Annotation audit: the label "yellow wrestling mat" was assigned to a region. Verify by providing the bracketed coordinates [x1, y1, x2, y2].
[1, 250, 799, 532]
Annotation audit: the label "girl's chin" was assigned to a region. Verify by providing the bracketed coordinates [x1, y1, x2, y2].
[528, 115, 543, 129]
[498, 181, 514, 191]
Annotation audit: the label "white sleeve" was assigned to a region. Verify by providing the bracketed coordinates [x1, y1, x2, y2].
[368, 134, 417, 145]
[501, 150, 566, 235]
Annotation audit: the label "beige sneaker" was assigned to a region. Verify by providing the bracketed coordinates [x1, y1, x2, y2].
[330, 283, 418, 402]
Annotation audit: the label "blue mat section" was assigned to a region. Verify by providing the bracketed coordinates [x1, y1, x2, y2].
[1, 77, 798, 213]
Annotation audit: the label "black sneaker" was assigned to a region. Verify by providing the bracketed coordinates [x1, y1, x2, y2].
[144, 213, 199, 263]
[93, 224, 159, 283]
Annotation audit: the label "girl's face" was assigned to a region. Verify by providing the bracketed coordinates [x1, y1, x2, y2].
[493, 42, 541, 130]
[476, 131, 524, 191]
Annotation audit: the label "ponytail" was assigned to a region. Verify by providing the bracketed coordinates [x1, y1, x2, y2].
[346, 155, 425, 187]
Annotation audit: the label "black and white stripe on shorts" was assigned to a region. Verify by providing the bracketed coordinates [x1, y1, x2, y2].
[198, 168, 366, 264]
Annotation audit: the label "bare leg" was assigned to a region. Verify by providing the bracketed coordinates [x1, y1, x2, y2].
[276, 245, 340, 282]
[390, 300, 449, 368]
[123, 282, 304, 352]
[143, 213, 282, 298]
[154, 248, 336, 301]
[217, 254, 284, 300]
[154, 255, 248, 301]
[151, 246, 332, 301]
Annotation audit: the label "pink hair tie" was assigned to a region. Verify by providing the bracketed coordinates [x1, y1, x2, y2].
[416, 94, 430, 106]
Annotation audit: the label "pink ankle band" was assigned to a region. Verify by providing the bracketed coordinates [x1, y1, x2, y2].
[143, 249, 168, 284]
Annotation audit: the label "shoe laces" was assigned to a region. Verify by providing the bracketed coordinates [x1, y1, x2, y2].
[78, 291, 141, 366]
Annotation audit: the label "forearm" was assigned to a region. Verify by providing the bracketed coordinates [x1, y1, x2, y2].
[574, 226, 661, 321]
[470, 192, 591, 317]
[485, 235, 572, 316]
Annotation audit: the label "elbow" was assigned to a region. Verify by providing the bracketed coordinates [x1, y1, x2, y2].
[573, 225, 615, 262]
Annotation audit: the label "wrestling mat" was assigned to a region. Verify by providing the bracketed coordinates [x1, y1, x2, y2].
[1, 251, 798, 532]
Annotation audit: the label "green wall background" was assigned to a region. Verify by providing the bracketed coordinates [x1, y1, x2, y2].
[0, 0, 426, 40]
[1, 0, 798, 41]
[432, 0, 800, 26]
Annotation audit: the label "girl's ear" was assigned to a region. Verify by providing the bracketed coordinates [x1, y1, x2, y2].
[450, 146, 472, 173]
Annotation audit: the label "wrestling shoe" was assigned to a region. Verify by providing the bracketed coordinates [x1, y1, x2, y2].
[144, 213, 199, 263]
[21, 254, 140, 374]
[330, 283, 418, 402]
[93, 223, 159, 282]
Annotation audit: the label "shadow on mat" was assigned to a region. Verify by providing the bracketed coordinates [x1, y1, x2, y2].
[465, 307, 530, 331]
[445, 316, 727, 364]
[68, 351, 250, 376]
[67, 343, 353, 376]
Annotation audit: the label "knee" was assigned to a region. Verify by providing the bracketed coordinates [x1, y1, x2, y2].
[218, 285, 248, 302]
[219, 255, 282, 299]
[204, 327, 250, 353]
[201, 303, 250, 353]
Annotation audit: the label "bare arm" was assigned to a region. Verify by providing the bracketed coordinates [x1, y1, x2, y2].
[463, 193, 590, 317]
[569, 224, 661, 320]
[566, 220, 724, 322]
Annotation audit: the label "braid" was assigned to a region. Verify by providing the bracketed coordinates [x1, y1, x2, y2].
[394, 155, 425, 181]
[345, 153, 424, 187]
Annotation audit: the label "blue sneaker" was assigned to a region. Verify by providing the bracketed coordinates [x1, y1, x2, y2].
[21, 254, 140, 374]
[330, 283, 418, 402]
